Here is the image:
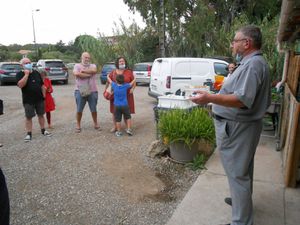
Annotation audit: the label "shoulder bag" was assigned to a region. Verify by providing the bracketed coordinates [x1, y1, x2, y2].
[103, 83, 113, 100]
[103, 71, 115, 100]
[78, 79, 91, 97]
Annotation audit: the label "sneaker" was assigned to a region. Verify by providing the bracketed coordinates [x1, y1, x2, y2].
[43, 130, 52, 137]
[115, 131, 122, 137]
[224, 197, 232, 206]
[24, 134, 32, 142]
[126, 129, 133, 136]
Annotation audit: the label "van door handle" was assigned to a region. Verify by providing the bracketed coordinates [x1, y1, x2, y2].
[154, 78, 157, 81]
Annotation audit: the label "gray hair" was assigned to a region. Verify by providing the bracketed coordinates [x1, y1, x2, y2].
[20, 58, 30, 65]
[238, 25, 262, 49]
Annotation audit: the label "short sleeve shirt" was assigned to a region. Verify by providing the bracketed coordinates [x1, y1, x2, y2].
[212, 50, 271, 122]
[73, 63, 97, 92]
[16, 70, 44, 104]
[112, 82, 131, 106]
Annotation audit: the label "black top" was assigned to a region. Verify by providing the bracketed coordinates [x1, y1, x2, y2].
[16, 70, 44, 104]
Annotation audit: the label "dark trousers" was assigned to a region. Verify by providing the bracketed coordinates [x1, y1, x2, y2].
[0, 168, 9, 225]
[0, 99, 3, 115]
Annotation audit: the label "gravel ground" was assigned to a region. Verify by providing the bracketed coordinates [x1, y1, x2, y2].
[0, 73, 201, 225]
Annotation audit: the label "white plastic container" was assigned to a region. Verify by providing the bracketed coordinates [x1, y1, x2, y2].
[183, 85, 210, 97]
[158, 95, 197, 109]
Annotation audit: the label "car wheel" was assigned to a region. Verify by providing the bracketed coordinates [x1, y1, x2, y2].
[63, 80, 68, 85]
[0, 79, 3, 86]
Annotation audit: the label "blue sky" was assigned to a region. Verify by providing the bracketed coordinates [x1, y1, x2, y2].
[1, 0, 145, 45]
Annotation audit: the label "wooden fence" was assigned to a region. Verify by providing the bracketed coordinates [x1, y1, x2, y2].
[280, 53, 300, 187]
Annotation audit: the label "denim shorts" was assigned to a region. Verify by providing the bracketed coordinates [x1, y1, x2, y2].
[24, 101, 45, 118]
[75, 90, 98, 113]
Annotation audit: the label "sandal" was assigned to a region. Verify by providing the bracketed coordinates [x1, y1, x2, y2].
[94, 126, 102, 131]
[110, 127, 117, 133]
[75, 128, 81, 133]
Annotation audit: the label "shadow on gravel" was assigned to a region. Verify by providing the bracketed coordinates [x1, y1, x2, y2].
[141, 172, 176, 202]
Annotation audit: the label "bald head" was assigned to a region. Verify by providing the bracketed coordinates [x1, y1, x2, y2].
[81, 52, 91, 65]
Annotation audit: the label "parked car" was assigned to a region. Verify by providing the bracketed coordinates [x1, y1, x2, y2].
[32, 62, 37, 69]
[148, 57, 228, 98]
[36, 59, 69, 84]
[133, 62, 153, 85]
[100, 62, 116, 84]
[0, 62, 22, 86]
[66, 63, 76, 69]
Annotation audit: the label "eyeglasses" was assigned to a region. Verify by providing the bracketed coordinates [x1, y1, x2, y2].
[24, 62, 31, 64]
[231, 38, 248, 44]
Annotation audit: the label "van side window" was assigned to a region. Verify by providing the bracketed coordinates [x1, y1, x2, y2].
[214, 63, 228, 76]
[190, 61, 210, 76]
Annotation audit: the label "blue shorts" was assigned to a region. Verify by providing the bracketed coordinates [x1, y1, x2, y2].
[75, 90, 98, 113]
[24, 101, 45, 119]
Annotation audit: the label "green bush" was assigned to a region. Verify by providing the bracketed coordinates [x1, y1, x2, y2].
[186, 153, 208, 171]
[158, 108, 215, 147]
[271, 87, 281, 103]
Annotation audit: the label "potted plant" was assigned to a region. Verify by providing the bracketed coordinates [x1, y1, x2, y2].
[267, 87, 281, 113]
[158, 108, 215, 163]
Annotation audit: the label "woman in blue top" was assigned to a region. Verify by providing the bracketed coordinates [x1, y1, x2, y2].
[107, 74, 136, 137]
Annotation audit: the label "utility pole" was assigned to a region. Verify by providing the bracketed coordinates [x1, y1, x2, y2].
[159, 0, 165, 57]
[32, 9, 40, 61]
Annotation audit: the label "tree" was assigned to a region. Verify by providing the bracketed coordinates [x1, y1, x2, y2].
[110, 19, 145, 66]
[55, 40, 68, 53]
[73, 34, 114, 67]
[41, 51, 64, 59]
[138, 27, 159, 61]
[123, 0, 282, 74]
[0, 45, 9, 61]
[73, 18, 158, 68]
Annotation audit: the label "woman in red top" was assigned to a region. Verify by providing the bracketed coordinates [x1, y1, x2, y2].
[107, 57, 136, 132]
[41, 72, 55, 129]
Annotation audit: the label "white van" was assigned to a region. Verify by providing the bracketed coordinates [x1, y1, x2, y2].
[148, 57, 228, 98]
